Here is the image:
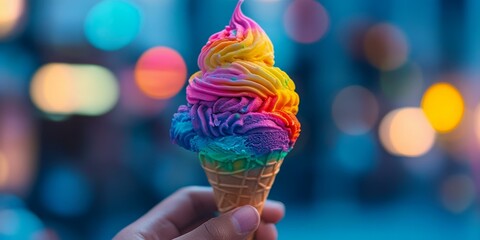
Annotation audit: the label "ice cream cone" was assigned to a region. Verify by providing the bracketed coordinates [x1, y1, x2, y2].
[199, 154, 283, 215]
[200, 154, 283, 240]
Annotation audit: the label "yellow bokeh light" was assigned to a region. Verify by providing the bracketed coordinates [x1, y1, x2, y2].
[71, 65, 119, 116]
[0, 152, 8, 188]
[379, 108, 435, 157]
[421, 82, 464, 133]
[30, 64, 76, 114]
[31, 63, 119, 116]
[0, 0, 24, 38]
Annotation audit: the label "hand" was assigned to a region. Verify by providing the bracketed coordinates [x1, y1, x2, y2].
[114, 186, 285, 240]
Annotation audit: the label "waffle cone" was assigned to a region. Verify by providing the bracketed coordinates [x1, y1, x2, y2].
[199, 154, 283, 215]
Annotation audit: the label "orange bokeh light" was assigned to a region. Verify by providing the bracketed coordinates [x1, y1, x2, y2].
[135, 47, 187, 99]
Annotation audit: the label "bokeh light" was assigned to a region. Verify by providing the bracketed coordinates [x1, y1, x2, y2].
[364, 23, 409, 71]
[380, 63, 423, 104]
[440, 174, 475, 213]
[333, 133, 378, 174]
[421, 82, 464, 133]
[84, 0, 142, 51]
[283, 0, 329, 44]
[379, 108, 435, 157]
[39, 166, 93, 217]
[135, 47, 187, 99]
[30, 63, 119, 116]
[0, 208, 44, 239]
[0, 152, 8, 188]
[70, 65, 119, 116]
[332, 85, 379, 135]
[30, 64, 76, 114]
[0, 102, 36, 195]
[0, 0, 24, 38]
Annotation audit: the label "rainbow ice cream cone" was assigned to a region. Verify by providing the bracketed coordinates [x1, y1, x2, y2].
[170, 0, 301, 228]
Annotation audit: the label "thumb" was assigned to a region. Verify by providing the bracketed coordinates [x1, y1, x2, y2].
[175, 205, 260, 240]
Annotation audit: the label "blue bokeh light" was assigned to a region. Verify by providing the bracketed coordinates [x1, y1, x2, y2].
[39, 165, 93, 217]
[84, 0, 142, 51]
[0, 208, 44, 240]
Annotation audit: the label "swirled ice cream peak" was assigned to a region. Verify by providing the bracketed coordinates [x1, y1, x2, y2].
[198, 0, 274, 72]
[171, 0, 300, 162]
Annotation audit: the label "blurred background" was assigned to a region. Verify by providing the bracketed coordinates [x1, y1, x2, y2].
[0, 0, 479, 239]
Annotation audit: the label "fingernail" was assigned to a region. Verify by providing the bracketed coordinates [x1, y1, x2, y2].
[231, 206, 259, 234]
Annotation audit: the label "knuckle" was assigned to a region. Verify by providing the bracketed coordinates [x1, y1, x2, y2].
[132, 231, 150, 240]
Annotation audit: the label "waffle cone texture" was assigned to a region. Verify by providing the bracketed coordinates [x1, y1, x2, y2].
[200, 154, 283, 214]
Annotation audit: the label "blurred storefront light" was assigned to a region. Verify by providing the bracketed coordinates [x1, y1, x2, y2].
[84, 0, 142, 51]
[30, 64, 76, 114]
[364, 23, 409, 71]
[421, 82, 464, 133]
[0, 0, 24, 38]
[283, 0, 329, 44]
[379, 108, 435, 157]
[30, 63, 119, 116]
[332, 85, 379, 135]
[135, 46, 187, 99]
[71, 65, 119, 116]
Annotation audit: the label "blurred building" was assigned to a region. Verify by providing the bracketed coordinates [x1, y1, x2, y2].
[0, 0, 479, 239]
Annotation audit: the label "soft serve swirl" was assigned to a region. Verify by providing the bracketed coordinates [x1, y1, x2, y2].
[171, 0, 300, 158]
